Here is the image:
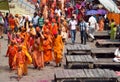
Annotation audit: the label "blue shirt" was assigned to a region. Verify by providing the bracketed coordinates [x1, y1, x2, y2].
[79, 21, 87, 31]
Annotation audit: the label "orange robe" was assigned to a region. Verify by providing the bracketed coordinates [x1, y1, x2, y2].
[6, 45, 18, 69]
[43, 35, 53, 63]
[14, 44, 32, 76]
[42, 23, 52, 34]
[23, 32, 30, 48]
[32, 38, 44, 69]
[13, 51, 26, 77]
[52, 22, 58, 35]
[8, 17, 16, 30]
[53, 35, 63, 64]
[21, 44, 32, 65]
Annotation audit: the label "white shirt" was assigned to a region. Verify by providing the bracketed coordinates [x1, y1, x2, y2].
[88, 16, 97, 28]
[55, 9, 62, 16]
[114, 48, 120, 57]
[69, 20, 77, 30]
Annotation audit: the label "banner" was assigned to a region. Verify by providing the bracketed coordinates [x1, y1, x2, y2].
[0, 0, 9, 11]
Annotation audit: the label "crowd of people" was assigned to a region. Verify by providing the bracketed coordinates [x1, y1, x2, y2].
[0, 0, 120, 81]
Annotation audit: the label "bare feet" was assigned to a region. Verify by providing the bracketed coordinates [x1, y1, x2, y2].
[17, 77, 21, 81]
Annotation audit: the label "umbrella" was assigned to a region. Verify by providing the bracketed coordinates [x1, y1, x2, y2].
[97, 9, 107, 15]
[86, 10, 98, 15]
[99, 0, 120, 13]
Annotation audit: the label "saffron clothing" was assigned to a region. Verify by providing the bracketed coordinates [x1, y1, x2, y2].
[53, 35, 63, 65]
[6, 44, 18, 69]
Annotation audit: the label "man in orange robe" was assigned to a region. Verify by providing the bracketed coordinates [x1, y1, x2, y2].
[32, 36, 44, 69]
[6, 41, 18, 70]
[42, 19, 52, 33]
[42, 19, 54, 44]
[53, 32, 63, 67]
[42, 29, 53, 65]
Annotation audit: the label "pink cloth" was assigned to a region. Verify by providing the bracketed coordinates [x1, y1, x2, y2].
[116, 71, 120, 76]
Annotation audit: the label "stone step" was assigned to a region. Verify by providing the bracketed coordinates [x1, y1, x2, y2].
[9, 0, 35, 17]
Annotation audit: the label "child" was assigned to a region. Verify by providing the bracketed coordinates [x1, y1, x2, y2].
[13, 46, 26, 81]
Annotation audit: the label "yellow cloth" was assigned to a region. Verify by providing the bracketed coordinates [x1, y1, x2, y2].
[53, 35, 63, 64]
[22, 45, 32, 64]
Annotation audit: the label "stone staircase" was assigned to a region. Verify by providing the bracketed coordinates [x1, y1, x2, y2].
[9, 0, 35, 17]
